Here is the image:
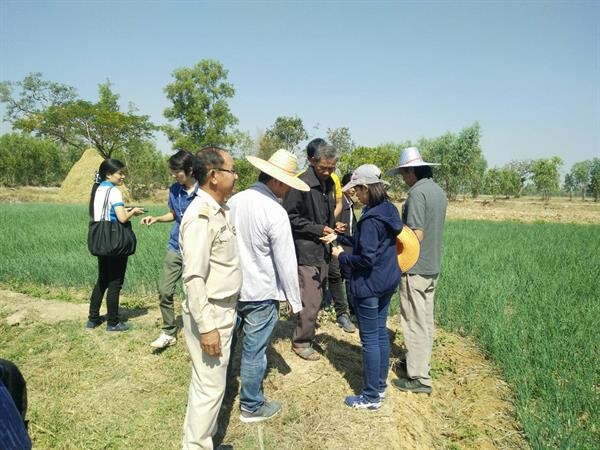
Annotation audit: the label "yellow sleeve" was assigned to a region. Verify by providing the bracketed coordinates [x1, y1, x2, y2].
[331, 172, 342, 200]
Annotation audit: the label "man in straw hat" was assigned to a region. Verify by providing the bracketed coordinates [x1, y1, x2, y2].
[179, 146, 241, 449]
[283, 144, 338, 361]
[227, 149, 307, 422]
[386, 147, 447, 395]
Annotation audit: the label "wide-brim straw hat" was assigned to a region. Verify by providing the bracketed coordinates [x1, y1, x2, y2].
[387, 146, 440, 176]
[246, 149, 310, 192]
[396, 225, 420, 272]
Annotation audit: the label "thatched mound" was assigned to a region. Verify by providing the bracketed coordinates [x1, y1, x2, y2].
[58, 148, 130, 203]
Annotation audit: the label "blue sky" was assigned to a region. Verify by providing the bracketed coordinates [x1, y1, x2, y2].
[1, 0, 598, 173]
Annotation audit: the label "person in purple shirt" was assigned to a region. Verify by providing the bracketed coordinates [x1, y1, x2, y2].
[142, 150, 199, 350]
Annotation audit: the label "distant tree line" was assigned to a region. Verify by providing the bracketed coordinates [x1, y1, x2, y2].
[1, 62, 599, 202]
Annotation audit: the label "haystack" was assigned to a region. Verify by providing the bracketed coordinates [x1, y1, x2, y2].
[58, 148, 130, 203]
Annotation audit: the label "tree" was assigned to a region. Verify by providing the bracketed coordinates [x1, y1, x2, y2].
[1, 75, 155, 158]
[114, 140, 170, 199]
[466, 153, 487, 198]
[229, 130, 256, 158]
[0, 133, 67, 186]
[563, 172, 576, 200]
[257, 132, 281, 160]
[233, 158, 259, 193]
[484, 166, 522, 199]
[163, 59, 238, 151]
[262, 116, 308, 157]
[589, 158, 600, 202]
[326, 126, 355, 155]
[530, 157, 563, 201]
[419, 123, 486, 200]
[570, 160, 591, 200]
[484, 168, 503, 200]
[19, 82, 154, 158]
[506, 159, 533, 197]
[498, 166, 523, 198]
[338, 144, 399, 179]
[0, 72, 77, 123]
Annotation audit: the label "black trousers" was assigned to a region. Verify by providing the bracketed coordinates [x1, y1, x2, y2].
[326, 256, 350, 318]
[88, 256, 128, 326]
[293, 265, 328, 348]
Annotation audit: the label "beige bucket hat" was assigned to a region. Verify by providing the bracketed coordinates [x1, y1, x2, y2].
[246, 149, 310, 192]
[396, 225, 420, 272]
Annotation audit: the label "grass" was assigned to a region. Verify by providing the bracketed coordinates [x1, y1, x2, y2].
[0, 319, 191, 449]
[0, 203, 598, 448]
[0, 203, 171, 297]
[437, 220, 600, 449]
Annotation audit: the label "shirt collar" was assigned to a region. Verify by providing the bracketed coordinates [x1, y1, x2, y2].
[408, 177, 430, 194]
[251, 181, 279, 202]
[304, 165, 331, 189]
[100, 181, 115, 187]
[182, 182, 199, 198]
[196, 188, 229, 215]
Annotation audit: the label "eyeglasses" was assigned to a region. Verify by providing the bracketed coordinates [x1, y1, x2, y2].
[215, 168, 237, 175]
[315, 165, 336, 172]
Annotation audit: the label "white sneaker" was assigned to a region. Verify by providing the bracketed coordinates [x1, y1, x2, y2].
[150, 332, 176, 349]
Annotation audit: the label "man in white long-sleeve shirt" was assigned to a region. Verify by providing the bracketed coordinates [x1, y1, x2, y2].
[179, 147, 241, 450]
[228, 149, 308, 423]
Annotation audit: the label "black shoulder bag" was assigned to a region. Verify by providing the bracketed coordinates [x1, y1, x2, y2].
[87, 187, 137, 257]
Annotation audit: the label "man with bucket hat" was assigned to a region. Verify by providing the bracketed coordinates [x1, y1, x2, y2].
[386, 147, 447, 395]
[227, 149, 306, 422]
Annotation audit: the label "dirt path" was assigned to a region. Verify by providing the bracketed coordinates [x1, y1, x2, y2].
[0, 289, 156, 327]
[445, 197, 600, 224]
[1, 289, 528, 449]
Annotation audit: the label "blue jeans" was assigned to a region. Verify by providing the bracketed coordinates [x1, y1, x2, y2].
[353, 292, 393, 402]
[235, 300, 279, 412]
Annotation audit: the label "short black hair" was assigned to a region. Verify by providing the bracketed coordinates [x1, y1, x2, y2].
[341, 172, 353, 186]
[414, 165, 433, 180]
[195, 146, 226, 185]
[306, 138, 327, 159]
[258, 171, 273, 184]
[313, 144, 337, 162]
[168, 150, 197, 177]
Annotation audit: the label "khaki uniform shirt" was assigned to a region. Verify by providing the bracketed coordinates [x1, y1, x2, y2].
[179, 189, 242, 333]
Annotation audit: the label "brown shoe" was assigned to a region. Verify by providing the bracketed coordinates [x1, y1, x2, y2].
[292, 346, 320, 361]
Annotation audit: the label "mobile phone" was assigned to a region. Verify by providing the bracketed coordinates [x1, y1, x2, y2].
[127, 206, 147, 212]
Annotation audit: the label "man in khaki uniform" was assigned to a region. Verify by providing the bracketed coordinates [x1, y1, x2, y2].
[179, 147, 241, 449]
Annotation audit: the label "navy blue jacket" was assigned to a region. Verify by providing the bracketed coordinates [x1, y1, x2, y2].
[338, 200, 402, 299]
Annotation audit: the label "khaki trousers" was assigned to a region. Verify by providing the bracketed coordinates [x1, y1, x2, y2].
[181, 296, 237, 450]
[399, 273, 438, 387]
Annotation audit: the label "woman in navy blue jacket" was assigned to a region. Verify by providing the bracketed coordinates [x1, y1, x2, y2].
[326, 164, 402, 410]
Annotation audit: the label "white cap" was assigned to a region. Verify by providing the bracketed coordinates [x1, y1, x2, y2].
[341, 164, 389, 192]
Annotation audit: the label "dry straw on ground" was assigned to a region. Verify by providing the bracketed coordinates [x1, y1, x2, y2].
[58, 148, 131, 203]
[0, 290, 528, 449]
[445, 196, 600, 224]
[58, 148, 104, 203]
